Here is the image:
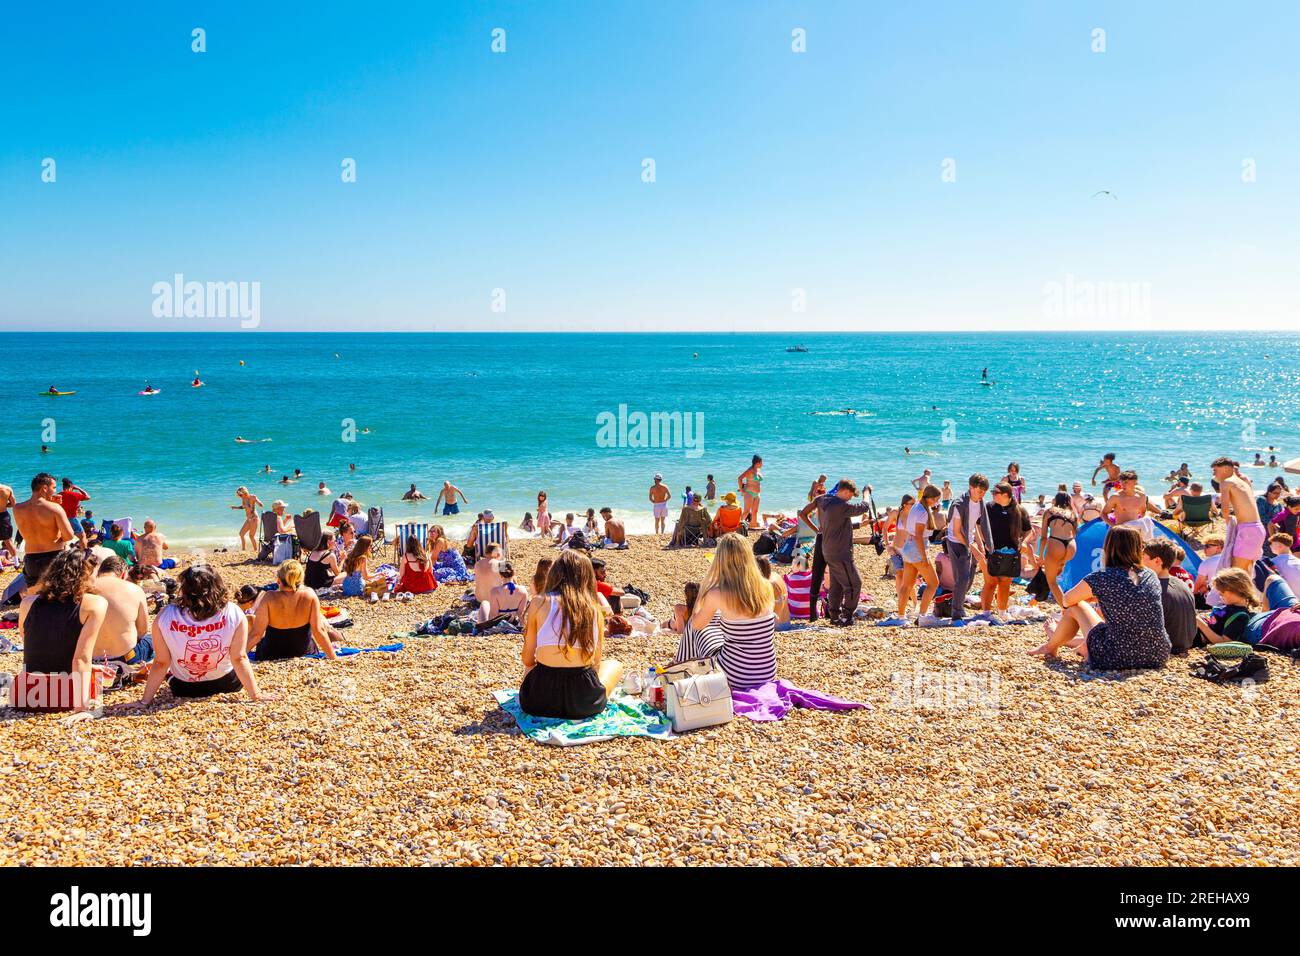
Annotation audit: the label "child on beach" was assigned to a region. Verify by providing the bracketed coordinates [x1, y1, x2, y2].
[669, 582, 700, 633]
[1269, 532, 1300, 594]
[1196, 567, 1299, 647]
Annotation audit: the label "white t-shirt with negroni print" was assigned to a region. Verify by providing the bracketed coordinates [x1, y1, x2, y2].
[158, 602, 243, 683]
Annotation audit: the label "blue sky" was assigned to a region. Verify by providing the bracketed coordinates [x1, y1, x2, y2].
[1, 1, 1296, 332]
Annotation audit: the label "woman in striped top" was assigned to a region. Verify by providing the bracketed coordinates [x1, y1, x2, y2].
[673, 533, 777, 690]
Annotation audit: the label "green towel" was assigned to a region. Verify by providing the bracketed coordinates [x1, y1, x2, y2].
[492, 690, 674, 746]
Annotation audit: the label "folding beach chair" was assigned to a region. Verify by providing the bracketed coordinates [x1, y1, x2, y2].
[294, 512, 323, 551]
[256, 512, 282, 564]
[472, 520, 510, 560]
[391, 522, 429, 561]
[367, 506, 385, 543]
[1173, 494, 1214, 536]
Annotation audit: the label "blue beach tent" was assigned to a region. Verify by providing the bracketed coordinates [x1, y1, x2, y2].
[1056, 519, 1202, 592]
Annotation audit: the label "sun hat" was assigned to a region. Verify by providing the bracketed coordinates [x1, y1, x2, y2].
[722, 491, 738, 505]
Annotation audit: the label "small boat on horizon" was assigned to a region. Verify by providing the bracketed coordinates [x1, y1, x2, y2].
[785, 345, 809, 353]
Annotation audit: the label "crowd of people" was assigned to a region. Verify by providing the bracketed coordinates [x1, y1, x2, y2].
[5, 448, 1300, 721]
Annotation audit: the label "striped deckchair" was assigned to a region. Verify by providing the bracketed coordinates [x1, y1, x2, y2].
[473, 520, 510, 560]
[392, 522, 429, 560]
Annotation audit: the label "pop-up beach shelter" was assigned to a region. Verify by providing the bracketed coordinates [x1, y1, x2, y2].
[1056, 518, 1202, 592]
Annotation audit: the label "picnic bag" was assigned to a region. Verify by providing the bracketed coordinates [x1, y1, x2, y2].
[660, 657, 733, 733]
[986, 547, 1021, 579]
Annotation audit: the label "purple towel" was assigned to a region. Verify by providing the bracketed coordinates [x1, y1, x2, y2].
[731, 679, 868, 722]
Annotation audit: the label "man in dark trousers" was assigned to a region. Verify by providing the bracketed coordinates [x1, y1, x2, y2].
[813, 478, 873, 625]
[945, 473, 990, 626]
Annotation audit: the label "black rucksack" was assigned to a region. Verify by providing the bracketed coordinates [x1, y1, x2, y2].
[753, 531, 778, 557]
[565, 531, 589, 552]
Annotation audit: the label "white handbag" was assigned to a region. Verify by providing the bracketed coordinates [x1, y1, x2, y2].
[662, 658, 733, 732]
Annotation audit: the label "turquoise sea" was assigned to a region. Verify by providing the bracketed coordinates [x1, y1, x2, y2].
[2, 332, 1297, 545]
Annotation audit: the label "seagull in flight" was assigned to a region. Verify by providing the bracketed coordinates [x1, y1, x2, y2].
[1091, 190, 1117, 199]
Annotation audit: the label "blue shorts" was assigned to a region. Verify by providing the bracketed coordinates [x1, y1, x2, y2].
[902, 540, 925, 564]
[109, 635, 154, 665]
[1247, 576, 1299, 643]
[443, 503, 459, 515]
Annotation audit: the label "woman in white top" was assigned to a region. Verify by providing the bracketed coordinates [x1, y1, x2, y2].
[897, 485, 942, 622]
[140, 565, 264, 703]
[519, 551, 622, 718]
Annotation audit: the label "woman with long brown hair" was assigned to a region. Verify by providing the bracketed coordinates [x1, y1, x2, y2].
[341, 534, 387, 597]
[1028, 525, 1168, 668]
[518, 549, 623, 718]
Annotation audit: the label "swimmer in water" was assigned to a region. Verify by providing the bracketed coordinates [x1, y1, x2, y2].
[402, 483, 428, 501]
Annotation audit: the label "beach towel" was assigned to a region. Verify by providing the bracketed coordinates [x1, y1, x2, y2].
[492, 690, 674, 746]
[305, 642, 404, 659]
[730, 679, 868, 722]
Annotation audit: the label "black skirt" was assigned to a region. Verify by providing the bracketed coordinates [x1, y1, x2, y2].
[519, 662, 606, 719]
[170, 670, 243, 698]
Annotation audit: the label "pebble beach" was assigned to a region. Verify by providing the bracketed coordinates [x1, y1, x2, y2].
[2, 531, 1296, 867]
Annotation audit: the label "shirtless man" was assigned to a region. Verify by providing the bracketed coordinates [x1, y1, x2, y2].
[1100, 471, 1163, 539]
[317, 481, 331, 496]
[91, 557, 153, 664]
[473, 544, 504, 604]
[1090, 453, 1122, 499]
[649, 474, 672, 535]
[232, 486, 263, 551]
[0, 481, 17, 558]
[402, 483, 427, 501]
[435, 481, 468, 516]
[599, 507, 626, 546]
[1213, 455, 1265, 569]
[13, 472, 79, 590]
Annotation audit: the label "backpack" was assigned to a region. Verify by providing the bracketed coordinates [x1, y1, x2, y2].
[565, 530, 589, 552]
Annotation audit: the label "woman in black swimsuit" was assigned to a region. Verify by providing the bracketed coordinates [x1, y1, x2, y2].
[1039, 492, 1079, 606]
[303, 530, 341, 589]
[17, 549, 107, 711]
[249, 560, 338, 661]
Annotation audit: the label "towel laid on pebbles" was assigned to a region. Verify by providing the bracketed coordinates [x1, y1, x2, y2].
[731, 679, 868, 722]
[492, 690, 674, 746]
[305, 642, 404, 659]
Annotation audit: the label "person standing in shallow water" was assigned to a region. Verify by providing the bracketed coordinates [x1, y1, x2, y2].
[738, 455, 763, 526]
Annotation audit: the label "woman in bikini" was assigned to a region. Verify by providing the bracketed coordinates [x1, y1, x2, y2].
[738, 455, 764, 526]
[1040, 492, 1079, 607]
[232, 487, 262, 551]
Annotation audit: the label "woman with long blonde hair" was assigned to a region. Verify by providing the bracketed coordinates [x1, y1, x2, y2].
[673, 532, 777, 689]
[518, 549, 623, 718]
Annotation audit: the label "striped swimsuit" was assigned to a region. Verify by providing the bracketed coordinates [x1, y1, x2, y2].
[675, 611, 777, 690]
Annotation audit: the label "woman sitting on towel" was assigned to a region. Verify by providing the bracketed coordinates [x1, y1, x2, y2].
[519, 549, 624, 719]
[249, 560, 338, 661]
[141, 564, 265, 703]
[673, 533, 777, 690]
[479, 561, 529, 625]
